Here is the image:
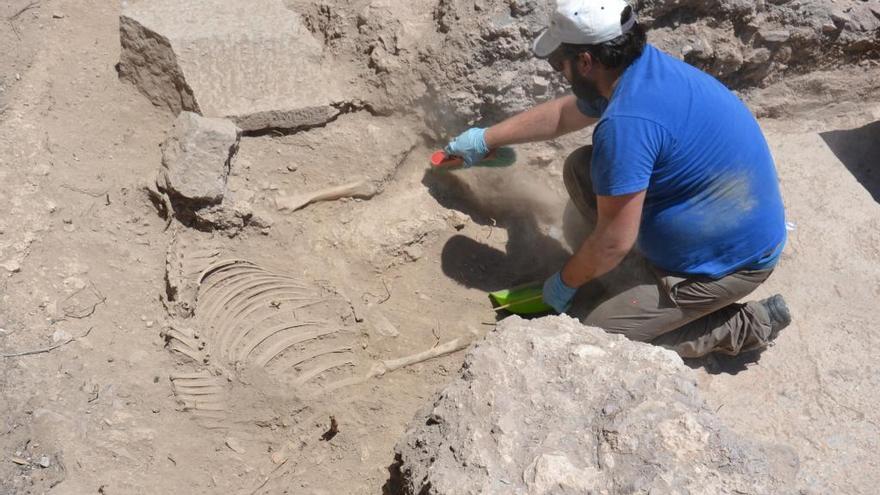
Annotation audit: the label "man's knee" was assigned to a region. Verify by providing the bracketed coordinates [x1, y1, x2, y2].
[563, 146, 594, 186]
[563, 145, 597, 215]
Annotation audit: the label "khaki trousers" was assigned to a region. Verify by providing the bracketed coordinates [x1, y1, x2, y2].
[563, 145, 775, 358]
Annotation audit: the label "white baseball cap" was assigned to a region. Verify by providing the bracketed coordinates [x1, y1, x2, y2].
[533, 0, 637, 58]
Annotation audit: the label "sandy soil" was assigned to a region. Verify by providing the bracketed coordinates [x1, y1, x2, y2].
[1, 1, 879, 494]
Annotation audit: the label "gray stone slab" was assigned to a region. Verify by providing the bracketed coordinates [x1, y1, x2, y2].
[119, 0, 347, 132]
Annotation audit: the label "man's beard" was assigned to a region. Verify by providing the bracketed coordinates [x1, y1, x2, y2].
[570, 69, 602, 102]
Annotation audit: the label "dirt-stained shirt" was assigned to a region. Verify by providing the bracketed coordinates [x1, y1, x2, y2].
[577, 44, 786, 278]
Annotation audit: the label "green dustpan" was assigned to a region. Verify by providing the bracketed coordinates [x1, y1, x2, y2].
[489, 282, 553, 315]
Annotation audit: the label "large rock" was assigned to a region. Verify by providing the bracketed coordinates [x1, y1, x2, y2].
[160, 111, 240, 205]
[395, 316, 796, 494]
[118, 0, 349, 132]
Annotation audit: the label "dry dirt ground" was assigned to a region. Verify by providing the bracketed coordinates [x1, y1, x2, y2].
[1, 1, 879, 494]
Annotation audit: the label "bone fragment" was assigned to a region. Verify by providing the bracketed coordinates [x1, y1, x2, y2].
[168, 340, 207, 363]
[170, 373, 217, 381]
[180, 399, 225, 411]
[275, 181, 377, 212]
[368, 308, 400, 338]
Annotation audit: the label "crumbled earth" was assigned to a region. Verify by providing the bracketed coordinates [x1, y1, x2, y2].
[0, 0, 879, 494]
[297, 0, 880, 133]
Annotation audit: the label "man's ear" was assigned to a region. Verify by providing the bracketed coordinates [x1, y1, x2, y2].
[575, 51, 593, 77]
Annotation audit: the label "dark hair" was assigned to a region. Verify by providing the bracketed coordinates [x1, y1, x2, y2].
[563, 6, 647, 70]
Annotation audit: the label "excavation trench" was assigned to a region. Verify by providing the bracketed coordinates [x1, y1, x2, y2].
[1, 0, 878, 493]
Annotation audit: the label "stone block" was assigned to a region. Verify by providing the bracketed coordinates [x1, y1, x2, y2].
[119, 0, 348, 132]
[160, 111, 240, 205]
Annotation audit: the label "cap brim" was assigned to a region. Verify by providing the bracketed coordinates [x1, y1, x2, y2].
[532, 29, 562, 59]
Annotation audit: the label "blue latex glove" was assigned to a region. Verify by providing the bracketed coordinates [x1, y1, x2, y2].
[543, 271, 577, 314]
[445, 127, 489, 167]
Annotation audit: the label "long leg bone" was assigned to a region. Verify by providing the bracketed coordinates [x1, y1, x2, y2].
[370, 336, 471, 377]
[275, 181, 377, 212]
[324, 336, 472, 393]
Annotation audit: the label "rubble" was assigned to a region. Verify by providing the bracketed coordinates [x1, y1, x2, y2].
[148, 112, 270, 235]
[351, 0, 880, 133]
[395, 315, 797, 494]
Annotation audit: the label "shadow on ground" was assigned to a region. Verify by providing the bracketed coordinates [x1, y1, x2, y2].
[422, 169, 571, 292]
[381, 456, 404, 495]
[684, 348, 766, 375]
[820, 120, 880, 203]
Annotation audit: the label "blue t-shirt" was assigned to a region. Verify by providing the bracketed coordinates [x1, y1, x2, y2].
[577, 44, 785, 279]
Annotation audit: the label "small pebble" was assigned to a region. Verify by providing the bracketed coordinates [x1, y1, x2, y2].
[286, 164, 298, 172]
[1, 260, 22, 273]
[404, 245, 423, 261]
[225, 437, 246, 454]
[52, 12, 65, 19]
[38, 455, 51, 468]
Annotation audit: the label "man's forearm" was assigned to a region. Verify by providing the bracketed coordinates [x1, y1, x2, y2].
[561, 234, 630, 288]
[562, 191, 645, 288]
[484, 95, 595, 149]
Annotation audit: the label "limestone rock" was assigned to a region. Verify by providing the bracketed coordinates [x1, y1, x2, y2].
[160, 111, 240, 205]
[395, 316, 797, 495]
[118, 0, 349, 132]
[758, 29, 792, 43]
